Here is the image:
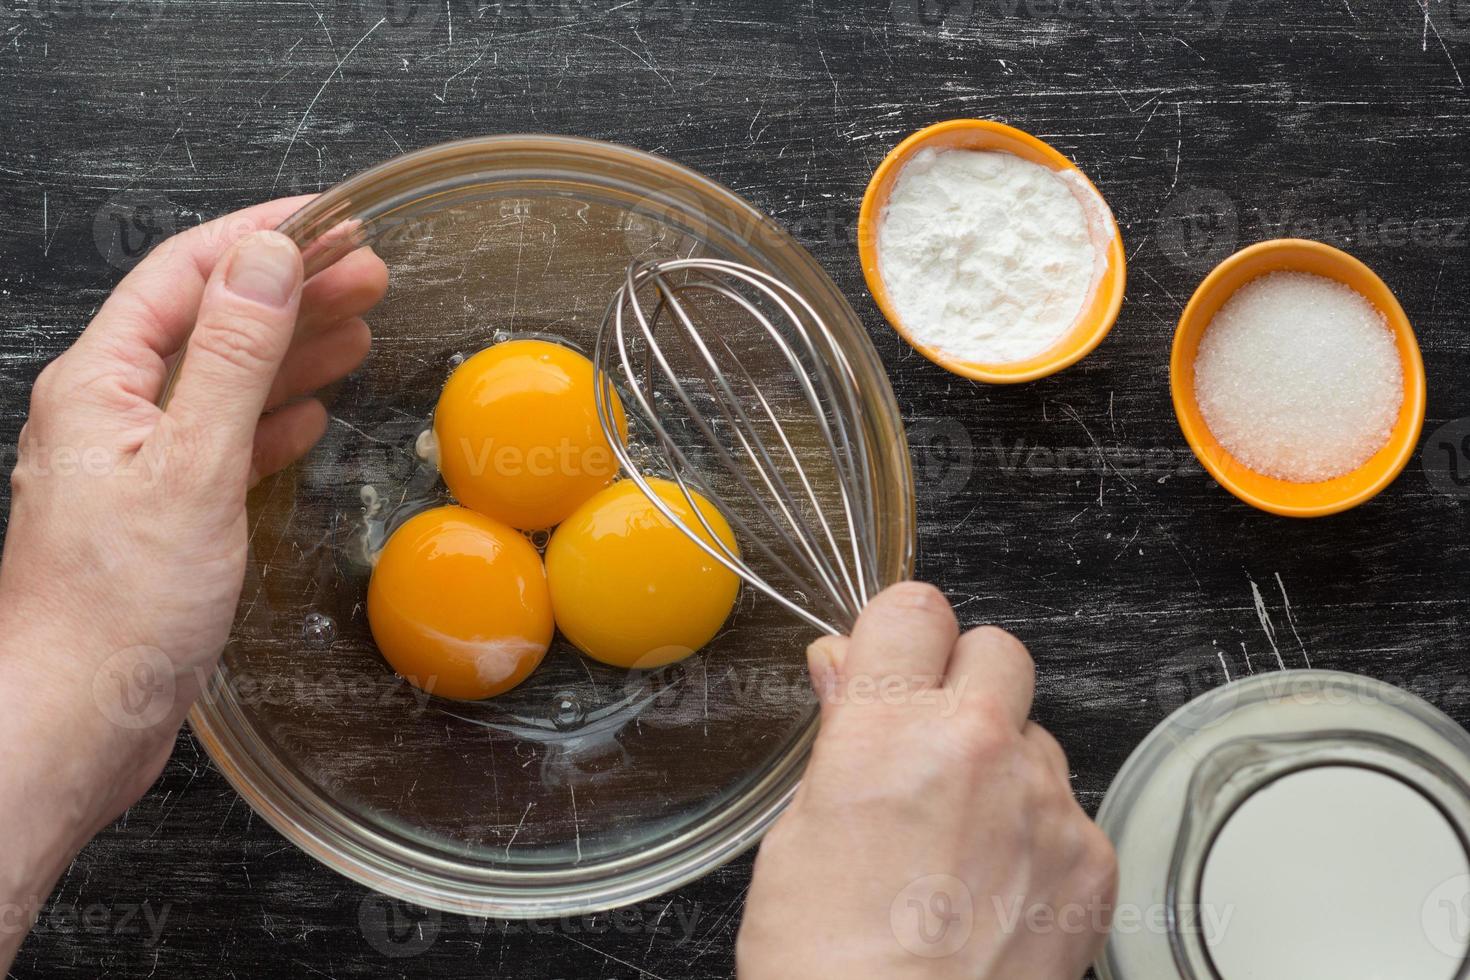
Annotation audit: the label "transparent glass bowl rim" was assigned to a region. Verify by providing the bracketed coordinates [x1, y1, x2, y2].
[186, 134, 917, 917]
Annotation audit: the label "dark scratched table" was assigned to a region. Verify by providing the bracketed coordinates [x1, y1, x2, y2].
[4, 0, 1470, 976]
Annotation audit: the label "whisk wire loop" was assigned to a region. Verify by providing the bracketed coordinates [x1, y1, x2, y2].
[593, 258, 883, 636]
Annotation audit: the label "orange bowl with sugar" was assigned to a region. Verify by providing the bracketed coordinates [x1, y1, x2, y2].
[1171, 239, 1426, 517]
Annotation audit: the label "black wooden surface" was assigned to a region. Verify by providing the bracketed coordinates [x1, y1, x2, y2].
[5, 0, 1470, 976]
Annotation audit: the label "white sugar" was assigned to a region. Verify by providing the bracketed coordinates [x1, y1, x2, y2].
[1193, 271, 1402, 483]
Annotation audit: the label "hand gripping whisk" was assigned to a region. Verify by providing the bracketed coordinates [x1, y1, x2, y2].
[593, 258, 883, 636]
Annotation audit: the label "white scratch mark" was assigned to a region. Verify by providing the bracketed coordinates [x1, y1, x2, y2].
[436, 45, 487, 102]
[1172, 36, 1206, 62]
[504, 801, 533, 857]
[272, 17, 385, 191]
[568, 783, 582, 864]
[645, 898, 674, 957]
[1168, 103, 1182, 194]
[1249, 577, 1286, 670]
[1059, 403, 1136, 501]
[559, 934, 671, 980]
[305, 0, 335, 48]
[1097, 69, 1144, 112]
[747, 105, 764, 145]
[817, 42, 840, 112]
[1131, 98, 1163, 143]
[579, 32, 674, 89]
[1274, 571, 1311, 667]
[328, 414, 414, 459]
[1418, 0, 1465, 87]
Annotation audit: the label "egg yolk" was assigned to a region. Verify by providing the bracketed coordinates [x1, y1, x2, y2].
[367, 506, 553, 700]
[433, 339, 627, 531]
[545, 478, 740, 670]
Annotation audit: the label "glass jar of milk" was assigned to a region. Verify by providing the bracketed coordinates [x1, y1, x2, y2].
[1097, 670, 1470, 980]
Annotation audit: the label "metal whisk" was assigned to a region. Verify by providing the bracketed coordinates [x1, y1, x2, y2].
[592, 258, 882, 637]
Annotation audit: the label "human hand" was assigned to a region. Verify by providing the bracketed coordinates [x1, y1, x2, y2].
[0, 197, 385, 954]
[736, 583, 1117, 979]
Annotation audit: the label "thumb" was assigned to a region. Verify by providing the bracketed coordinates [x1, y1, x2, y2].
[806, 635, 850, 720]
[164, 230, 303, 455]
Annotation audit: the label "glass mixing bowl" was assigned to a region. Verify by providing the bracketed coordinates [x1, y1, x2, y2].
[188, 135, 916, 916]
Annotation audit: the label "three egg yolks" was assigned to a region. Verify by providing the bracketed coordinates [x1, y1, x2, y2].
[368, 340, 738, 700]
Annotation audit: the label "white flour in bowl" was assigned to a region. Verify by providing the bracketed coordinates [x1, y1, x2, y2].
[876, 147, 1106, 365]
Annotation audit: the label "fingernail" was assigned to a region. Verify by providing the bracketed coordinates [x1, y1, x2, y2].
[806, 638, 840, 700]
[225, 232, 301, 308]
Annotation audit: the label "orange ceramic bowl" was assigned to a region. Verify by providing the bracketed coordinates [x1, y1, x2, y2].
[858, 119, 1127, 383]
[1172, 239, 1426, 518]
